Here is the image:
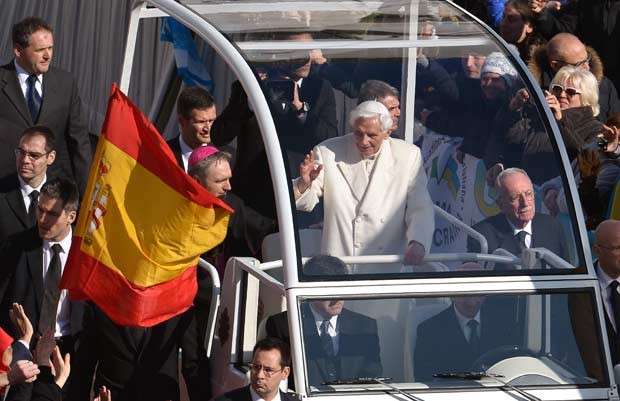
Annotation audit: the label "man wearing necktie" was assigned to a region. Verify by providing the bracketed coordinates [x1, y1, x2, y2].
[166, 87, 217, 172]
[265, 32, 338, 177]
[0, 126, 56, 240]
[0, 16, 91, 195]
[0, 178, 83, 357]
[414, 263, 520, 381]
[593, 220, 620, 365]
[266, 256, 382, 388]
[468, 168, 567, 269]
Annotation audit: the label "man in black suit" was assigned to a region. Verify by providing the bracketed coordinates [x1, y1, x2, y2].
[0, 17, 91, 195]
[0, 178, 83, 356]
[413, 263, 520, 381]
[0, 126, 56, 240]
[214, 338, 298, 401]
[265, 256, 382, 388]
[68, 303, 208, 401]
[211, 81, 277, 220]
[167, 87, 216, 172]
[468, 168, 567, 267]
[593, 220, 620, 365]
[266, 32, 338, 175]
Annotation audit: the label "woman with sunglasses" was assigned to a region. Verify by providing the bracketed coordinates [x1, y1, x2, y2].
[484, 65, 603, 185]
[546, 66, 604, 161]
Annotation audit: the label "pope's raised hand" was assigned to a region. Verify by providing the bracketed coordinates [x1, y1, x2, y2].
[298, 152, 323, 193]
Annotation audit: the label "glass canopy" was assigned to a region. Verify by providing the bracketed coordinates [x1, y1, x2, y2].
[142, 0, 611, 398]
[183, 0, 586, 280]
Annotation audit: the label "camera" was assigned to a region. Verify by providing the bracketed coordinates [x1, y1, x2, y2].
[597, 137, 609, 150]
[266, 79, 295, 101]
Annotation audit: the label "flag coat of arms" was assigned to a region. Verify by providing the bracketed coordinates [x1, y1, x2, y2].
[61, 84, 232, 327]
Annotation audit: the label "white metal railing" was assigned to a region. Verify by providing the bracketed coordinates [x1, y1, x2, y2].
[434, 205, 489, 254]
[198, 258, 221, 357]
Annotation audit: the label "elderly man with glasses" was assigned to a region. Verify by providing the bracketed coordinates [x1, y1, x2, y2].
[467, 168, 567, 267]
[528, 32, 620, 122]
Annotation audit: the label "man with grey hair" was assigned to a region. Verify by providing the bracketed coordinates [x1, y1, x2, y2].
[294, 100, 434, 271]
[188, 146, 276, 269]
[468, 167, 566, 263]
[358, 80, 401, 134]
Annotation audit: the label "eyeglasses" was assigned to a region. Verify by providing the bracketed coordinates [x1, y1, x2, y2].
[249, 364, 284, 377]
[14, 148, 51, 160]
[550, 84, 582, 97]
[596, 243, 620, 252]
[556, 52, 592, 68]
[505, 190, 535, 203]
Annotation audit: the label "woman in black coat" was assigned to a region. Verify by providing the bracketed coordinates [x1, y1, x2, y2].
[485, 65, 603, 184]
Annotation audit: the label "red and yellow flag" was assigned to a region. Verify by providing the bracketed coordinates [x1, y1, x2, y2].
[61, 84, 232, 327]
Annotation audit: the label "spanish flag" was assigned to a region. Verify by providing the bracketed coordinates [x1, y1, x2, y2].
[61, 84, 232, 327]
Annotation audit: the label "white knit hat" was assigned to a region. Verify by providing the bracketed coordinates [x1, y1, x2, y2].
[481, 52, 519, 87]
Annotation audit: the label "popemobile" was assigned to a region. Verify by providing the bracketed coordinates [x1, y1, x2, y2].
[121, 1, 620, 400]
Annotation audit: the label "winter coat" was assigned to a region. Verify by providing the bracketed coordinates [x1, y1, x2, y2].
[528, 45, 620, 123]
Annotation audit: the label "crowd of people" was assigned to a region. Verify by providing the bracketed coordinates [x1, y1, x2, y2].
[0, 1, 619, 400]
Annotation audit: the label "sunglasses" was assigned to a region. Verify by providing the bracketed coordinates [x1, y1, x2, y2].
[554, 52, 592, 68]
[550, 84, 582, 97]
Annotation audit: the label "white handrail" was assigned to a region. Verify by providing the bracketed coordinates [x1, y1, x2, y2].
[434, 205, 488, 254]
[198, 258, 220, 357]
[260, 252, 518, 271]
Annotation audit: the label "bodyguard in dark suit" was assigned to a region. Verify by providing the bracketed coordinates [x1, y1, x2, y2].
[214, 338, 298, 401]
[265, 256, 382, 388]
[592, 220, 620, 365]
[414, 263, 520, 381]
[0, 17, 91, 195]
[267, 304, 382, 387]
[211, 81, 277, 220]
[68, 303, 208, 401]
[266, 32, 338, 175]
[0, 178, 84, 355]
[468, 168, 567, 266]
[166, 87, 216, 171]
[0, 126, 56, 241]
[414, 295, 520, 381]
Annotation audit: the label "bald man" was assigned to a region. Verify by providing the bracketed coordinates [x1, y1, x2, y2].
[528, 33, 620, 122]
[529, 0, 620, 95]
[593, 220, 620, 365]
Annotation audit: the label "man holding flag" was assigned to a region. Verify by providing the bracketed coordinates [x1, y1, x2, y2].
[0, 177, 84, 355]
[64, 84, 231, 401]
